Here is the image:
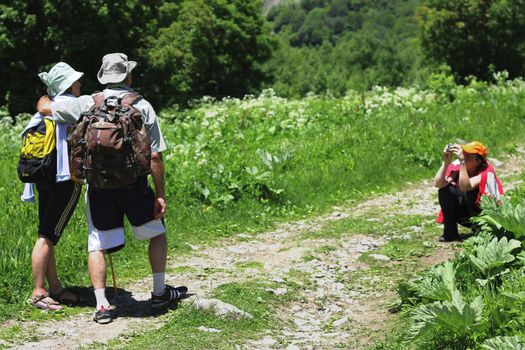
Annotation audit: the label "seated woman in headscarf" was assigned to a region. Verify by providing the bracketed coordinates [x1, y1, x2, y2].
[433, 141, 504, 242]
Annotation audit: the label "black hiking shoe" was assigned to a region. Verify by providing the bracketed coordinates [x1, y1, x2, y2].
[151, 285, 188, 309]
[93, 306, 112, 324]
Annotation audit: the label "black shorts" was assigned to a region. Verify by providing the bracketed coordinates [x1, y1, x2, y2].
[36, 180, 82, 245]
[88, 177, 156, 231]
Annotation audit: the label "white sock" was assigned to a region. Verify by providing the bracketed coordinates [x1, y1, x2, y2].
[153, 272, 166, 296]
[94, 288, 110, 310]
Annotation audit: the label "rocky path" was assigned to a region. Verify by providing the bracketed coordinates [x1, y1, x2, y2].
[6, 152, 525, 350]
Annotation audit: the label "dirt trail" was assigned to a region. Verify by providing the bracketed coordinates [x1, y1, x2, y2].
[8, 153, 525, 350]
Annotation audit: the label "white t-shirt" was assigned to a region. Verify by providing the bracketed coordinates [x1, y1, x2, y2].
[51, 84, 167, 153]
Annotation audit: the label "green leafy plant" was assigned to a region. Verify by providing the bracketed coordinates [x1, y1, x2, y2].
[407, 261, 457, 302]
[407, 291, 483, 342]
[481, 336, 525, 350]
[468, 237, 521, 280]
[474, 196, 525, 239]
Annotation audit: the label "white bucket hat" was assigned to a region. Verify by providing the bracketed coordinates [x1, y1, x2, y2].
[38, 62, 84, 97]
[97, 53, 137, 84]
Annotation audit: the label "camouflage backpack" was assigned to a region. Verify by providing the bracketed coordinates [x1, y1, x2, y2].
[69, 92, 151, 189]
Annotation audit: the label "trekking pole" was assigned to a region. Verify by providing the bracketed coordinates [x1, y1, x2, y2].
[108, 253, 118, 303]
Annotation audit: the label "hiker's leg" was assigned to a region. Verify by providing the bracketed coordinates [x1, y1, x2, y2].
[33, 181, 53, 297]
[438, 185, 462, 239]
[88, 250, 107, 290]
[88, 250, 111, 310]
[149, 235, 167, 295]
[149, 233, 167, 273]
[461, 188, 481, 232]
[131, 218, 168, 293]
[34, 180, 81, 297]
[45, 245, 62, 293]
[32, 236, 52, 297]
[465, 188, 481, 216]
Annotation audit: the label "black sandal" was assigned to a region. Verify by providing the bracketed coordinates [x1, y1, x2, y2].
[30, 293, 63, 311]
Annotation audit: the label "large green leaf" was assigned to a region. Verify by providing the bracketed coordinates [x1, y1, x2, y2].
[408, 261, 456, 302]
[408, 291, 483, 340]
[475, 196, 525, 239]
[482, 336, 525, 350]
[469, 236, 521, 278]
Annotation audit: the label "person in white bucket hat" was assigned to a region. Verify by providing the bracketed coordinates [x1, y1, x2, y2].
[37, 53, 188, 324]
[22, 62, 84, 310]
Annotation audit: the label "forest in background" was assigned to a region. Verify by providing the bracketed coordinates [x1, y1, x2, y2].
[265, 0, 525, 96]
[2, 1, 525, 347]
[264, 0, 426, 96]
[1, 0, 525, 115]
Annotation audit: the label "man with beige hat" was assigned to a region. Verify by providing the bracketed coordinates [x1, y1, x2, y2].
[38, 53, 188, 324]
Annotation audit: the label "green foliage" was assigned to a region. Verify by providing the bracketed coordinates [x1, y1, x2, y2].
[265, 0, 426, 96]
[407, 262, 456, 302]
[474, 196, 525, 239]
[2, 80, 525, 321]
[394, 179, 525, 348]
[0, 0, 160, 114]
[418, 0, 525, 82]
[408, 291, 483, 342]
[468, 237, 521, 279]
[482, 336, 525, 350]
[0, 0, 273, 114]
[144, 0, 275, 107]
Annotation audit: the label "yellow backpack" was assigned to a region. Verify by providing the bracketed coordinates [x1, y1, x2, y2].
[17, 118, 57, 183]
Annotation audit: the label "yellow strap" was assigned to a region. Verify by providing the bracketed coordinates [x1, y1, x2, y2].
[20, 119, 56, 158]
[43, 119, 56, 156]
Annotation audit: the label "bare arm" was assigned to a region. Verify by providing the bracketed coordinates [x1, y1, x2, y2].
[151, 152, 166, 219]
[37, 95, 94, 123]
[455, 147, 482, 191]
[37, 95, 52, 116]
[433, 144, 454, 188]
[458, 161, 482, 191]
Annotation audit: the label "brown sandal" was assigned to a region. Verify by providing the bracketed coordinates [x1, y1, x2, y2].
[30, 293, 63, 311]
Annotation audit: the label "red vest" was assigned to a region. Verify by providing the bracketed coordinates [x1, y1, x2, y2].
[436, 161, 504, 223]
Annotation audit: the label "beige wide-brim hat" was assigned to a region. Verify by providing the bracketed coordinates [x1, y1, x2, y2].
[38, 62, 84, 97]
[97, 53, 137, 84]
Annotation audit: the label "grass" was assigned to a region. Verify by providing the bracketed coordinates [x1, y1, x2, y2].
[100, 266, 316, 349]
[301, 213, 438, 240]
[2, 81, 525, 323]
[0, 324, 38, 349]
[234, 261, 265, 270]
[101, 278, 298, 350]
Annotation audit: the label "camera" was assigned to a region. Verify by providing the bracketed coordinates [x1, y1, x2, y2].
[446, 143, 454, 151]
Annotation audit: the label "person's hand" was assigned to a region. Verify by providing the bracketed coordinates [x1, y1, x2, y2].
[153, 197, 166, 220]
[443, 143, 453, 162]
[36, 95, 52, 115]
[451, 144, 465, 162]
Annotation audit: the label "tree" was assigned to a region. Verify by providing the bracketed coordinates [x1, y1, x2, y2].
[144, 0, 275, 107]
[0, 1, 47, 115]
[0, 0, 160, 115]
[0, 0, 274, 114]
[264, 0, 423, 95]
[418, 0, 525, 81]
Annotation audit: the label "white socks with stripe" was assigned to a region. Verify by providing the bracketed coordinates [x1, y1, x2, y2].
[153, 272, 166, 296]
[94, 288, 110, 310]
